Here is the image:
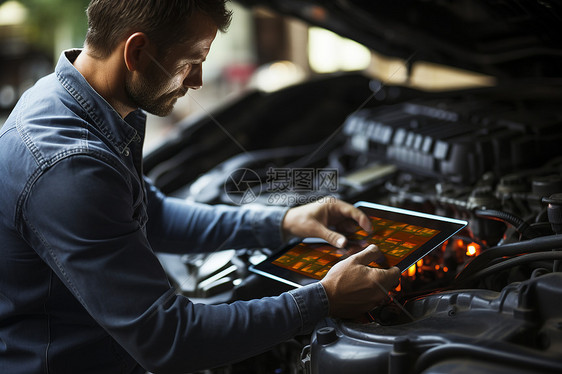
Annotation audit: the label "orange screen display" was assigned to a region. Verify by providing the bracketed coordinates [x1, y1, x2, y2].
[272, 216, 440, 280]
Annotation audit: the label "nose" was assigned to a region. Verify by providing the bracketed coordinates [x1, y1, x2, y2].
[183, 64, 203, 90]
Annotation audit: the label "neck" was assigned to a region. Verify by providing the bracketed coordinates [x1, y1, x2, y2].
[73, 47, 136, 118]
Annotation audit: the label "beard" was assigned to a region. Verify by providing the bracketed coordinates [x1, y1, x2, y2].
[125, 66, 185, 117]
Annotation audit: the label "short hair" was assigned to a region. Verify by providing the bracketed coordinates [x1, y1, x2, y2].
[85, 0, 232, 58]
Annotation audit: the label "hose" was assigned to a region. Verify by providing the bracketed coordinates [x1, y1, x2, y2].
[473, 209, 539, 239]
[455, 234, 562, 282]
[455, 251, 562, 287]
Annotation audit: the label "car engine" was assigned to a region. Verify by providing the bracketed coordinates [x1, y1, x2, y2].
[145, 77, 562, 373]
[299, 93, 562, 374]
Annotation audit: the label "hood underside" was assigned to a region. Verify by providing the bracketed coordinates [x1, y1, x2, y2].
[240, 0, 562, 81]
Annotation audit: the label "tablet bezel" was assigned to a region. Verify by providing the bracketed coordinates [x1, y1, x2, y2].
[249, 201, 468, 288]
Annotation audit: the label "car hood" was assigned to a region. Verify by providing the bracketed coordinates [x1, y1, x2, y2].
[239, 0, 562, 81]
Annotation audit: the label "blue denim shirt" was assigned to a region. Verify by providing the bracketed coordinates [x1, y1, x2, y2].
[0, 50, 329, 374]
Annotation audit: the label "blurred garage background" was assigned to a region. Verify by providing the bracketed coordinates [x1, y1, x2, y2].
[0, 0, 492, 153]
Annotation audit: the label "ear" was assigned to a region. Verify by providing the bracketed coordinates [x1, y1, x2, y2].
[123, 32, 151, 72]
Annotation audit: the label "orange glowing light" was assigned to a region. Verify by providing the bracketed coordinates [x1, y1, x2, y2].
[434, 264, 440, 270]
[456, 239, 464, 247]
[407, 264, 416, 277]
[417, 259, 423, 267]
[466, 243, 480, 257]
[443, 266, 449, 273]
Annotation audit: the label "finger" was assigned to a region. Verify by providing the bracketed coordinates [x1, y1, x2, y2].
[334, 202, 373, 233]
[349, 244, 384, 265]
[335, 219, 363, 234]
[366, 266, 400, 301]
[346, 241, 367, 255]
[355, 210, 373, 233]
[314, 224, 348, 248]
[378, 266, 401, 290]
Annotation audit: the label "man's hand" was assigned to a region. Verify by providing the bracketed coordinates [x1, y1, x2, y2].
[320, 244, 400, 318]
[282, 199, 372, 248]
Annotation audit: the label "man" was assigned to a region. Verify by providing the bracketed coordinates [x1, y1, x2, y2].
[0, 1, 400, 373]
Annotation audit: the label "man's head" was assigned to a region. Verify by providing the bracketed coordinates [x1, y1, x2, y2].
[85, 0, 231, 59]
[84, 0, 231, 116]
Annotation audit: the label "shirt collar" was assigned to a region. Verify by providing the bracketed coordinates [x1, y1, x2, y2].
[55, 49, 147, 156]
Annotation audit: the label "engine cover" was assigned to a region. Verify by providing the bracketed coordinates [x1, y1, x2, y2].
[342, 99, 562, 185]
[303, 273, 562, 374]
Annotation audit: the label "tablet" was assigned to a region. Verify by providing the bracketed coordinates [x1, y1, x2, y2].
[249, 201, 467, 288]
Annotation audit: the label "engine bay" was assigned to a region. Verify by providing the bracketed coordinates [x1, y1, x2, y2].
[140, 1, 562, 372]
[146, 77, 562, 373]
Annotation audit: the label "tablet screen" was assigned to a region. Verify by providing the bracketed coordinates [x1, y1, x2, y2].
[250, 201, 467, 288]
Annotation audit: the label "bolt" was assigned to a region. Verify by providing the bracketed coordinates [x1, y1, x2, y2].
[448, 306, 457, 317]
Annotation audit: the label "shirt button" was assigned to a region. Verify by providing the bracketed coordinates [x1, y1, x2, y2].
[123, 147, 130, 156]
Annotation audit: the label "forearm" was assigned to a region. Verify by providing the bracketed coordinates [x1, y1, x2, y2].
[121, 283, 328, 373]
[145, 180, 289, 253]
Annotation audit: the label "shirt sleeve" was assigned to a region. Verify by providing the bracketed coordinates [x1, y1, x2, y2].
[144, 178, 289, 254]
[21, 154, 329, 373]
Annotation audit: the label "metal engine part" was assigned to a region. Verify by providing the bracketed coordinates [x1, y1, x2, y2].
[303, 273, 562, 374]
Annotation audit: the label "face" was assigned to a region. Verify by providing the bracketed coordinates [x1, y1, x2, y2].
[125, 13, 218, 117]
